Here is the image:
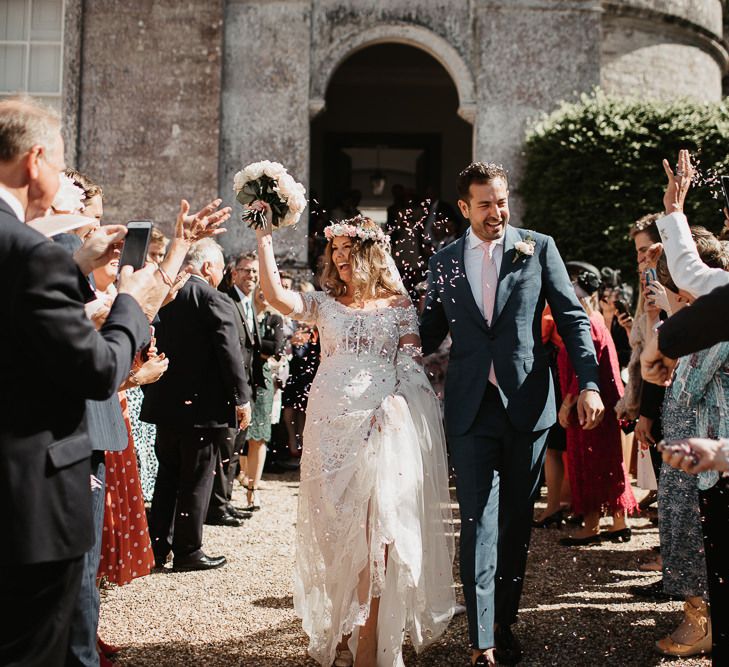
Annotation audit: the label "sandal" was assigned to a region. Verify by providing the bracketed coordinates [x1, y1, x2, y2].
[245, 484, 261, 511]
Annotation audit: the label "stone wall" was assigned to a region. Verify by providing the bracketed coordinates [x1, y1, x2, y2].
[77, 0, 224, 235]
[601, 1, 727, 102]
[220, 0, 312, 263]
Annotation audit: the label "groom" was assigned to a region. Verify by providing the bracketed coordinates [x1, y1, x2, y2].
[420, 162, 603, 666]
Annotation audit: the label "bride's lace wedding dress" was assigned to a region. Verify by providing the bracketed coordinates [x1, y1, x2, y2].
[290, 291, 455, 667]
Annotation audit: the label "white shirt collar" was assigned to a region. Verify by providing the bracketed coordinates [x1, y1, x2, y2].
[0, 187, 25, 222]
[467, 227, 506, 249]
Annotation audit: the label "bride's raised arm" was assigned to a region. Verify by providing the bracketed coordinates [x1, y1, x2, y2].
[252, 201, 301, 316]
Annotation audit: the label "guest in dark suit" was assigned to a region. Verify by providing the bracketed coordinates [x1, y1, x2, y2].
[0, 98, 153, 667]
[143, 238, 251, 571]
[207, 251, 262, 523]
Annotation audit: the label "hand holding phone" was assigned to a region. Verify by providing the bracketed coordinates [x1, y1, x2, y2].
[119, 221, 153, 270]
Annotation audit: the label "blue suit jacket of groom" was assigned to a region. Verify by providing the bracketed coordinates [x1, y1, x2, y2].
[420, 224, 600, 436]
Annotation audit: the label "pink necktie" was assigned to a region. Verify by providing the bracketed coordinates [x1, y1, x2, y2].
[481, 241, 499, 386]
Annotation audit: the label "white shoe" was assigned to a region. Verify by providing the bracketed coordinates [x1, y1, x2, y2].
[333, 648, 354, 666]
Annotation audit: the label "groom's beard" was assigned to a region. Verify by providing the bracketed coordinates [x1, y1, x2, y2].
[473, 216, 508, 241]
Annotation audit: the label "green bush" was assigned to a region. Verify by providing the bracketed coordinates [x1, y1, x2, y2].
[520, 89, 729, 283]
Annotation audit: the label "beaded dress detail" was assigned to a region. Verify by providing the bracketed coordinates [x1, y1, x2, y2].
[290, 291, 455, 667]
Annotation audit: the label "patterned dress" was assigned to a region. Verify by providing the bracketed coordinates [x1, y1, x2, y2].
[659, 342, 729, 598]
[126, 385, 157, 502]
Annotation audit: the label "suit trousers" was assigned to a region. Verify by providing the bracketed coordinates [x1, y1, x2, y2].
[66, 451, 106, 667]
[207, 428, 240, 520]
[149, 426, 222, 560]
[448, 383, 548, 649]
[0, 555, 84, 667]
[699, 478, 729, 664]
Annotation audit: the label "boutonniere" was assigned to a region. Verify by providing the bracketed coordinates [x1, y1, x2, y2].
[513, 234, 536, 263]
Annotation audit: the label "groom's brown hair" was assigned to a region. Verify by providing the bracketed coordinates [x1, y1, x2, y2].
[457, 162, 508, 200]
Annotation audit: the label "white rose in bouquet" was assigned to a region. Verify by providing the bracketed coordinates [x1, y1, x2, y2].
[233, 160, 307, 229]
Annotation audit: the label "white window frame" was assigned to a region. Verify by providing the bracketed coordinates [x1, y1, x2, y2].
[0, 0, 65, 103]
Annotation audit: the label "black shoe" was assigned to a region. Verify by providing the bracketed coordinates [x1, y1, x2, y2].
[172, 553, 227, 572]
[227, 507, 252, 520]
[559, 533, 601, 546]
[532, 509, 564, 528]
[628, 579, 682, 601]
[206, 513, 242, 527]
[565, 513, 583, 526]
[601, 527, 632, 543]
[494, 625, 522, 665]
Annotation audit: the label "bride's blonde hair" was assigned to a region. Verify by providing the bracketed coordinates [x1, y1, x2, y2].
[321, 217, 405, 301]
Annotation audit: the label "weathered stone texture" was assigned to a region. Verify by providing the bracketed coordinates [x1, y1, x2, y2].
[602, 17, 723, 101]
[77, 1, 224, 235]
[220, 0, 311, 263]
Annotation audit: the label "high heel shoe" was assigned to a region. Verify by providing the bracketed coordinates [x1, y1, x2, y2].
[602, 527, 632, 543]
[532, 509, 564, 528]
[245, 484, 261, 512]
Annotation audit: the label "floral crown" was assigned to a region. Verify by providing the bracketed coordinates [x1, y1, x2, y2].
[324, 215, 389, 244]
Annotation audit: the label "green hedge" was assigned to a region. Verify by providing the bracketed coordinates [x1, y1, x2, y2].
[520, 89, 729, 282]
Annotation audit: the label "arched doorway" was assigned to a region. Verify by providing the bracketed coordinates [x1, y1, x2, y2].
[309, 43, 473, 254]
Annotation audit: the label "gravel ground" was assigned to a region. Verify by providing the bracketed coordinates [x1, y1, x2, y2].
[99, 473, 711, 666]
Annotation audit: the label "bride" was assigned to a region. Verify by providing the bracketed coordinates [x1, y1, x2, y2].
[254, 205, 455, 667]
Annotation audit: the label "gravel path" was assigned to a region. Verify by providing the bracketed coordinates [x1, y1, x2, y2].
[99, 473, 711, 666]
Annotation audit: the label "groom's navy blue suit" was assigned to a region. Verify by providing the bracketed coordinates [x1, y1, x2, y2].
[420, 224, 599, 649]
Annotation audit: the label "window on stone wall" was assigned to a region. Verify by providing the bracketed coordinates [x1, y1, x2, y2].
[0, 0, 65, 111]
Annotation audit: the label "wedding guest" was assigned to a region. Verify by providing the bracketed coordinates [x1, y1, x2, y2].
[282, 282, 321, 463]
[147, 226, 169, 264]
[214, 251, 263, 521]
[0, 97, 173, 666]
[557, 267, 637, 546]
[245, 284, 285, 510]
[143, 238, 251, 571]
[532, 304, 569, 528]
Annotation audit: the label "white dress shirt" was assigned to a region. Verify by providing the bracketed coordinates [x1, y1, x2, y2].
[0, 187, 25, 221]
[234, 284, 255, 332]
[657, 212, 729, 298]
[463, 228, 505, 318]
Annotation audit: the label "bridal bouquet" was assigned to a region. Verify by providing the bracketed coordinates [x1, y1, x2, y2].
[233, 160, 307, 229]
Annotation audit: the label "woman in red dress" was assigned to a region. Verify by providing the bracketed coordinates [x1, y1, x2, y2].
[558, 268, 637, 546]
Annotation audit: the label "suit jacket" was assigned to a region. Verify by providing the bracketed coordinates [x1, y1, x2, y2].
[226, 285, 265, 390]
[657, 212, 729, 298]
[659, 282, 729, 359]
[420, 225, 600, 435]
[0, 200, 149, 564]
[141, 276, 250, 428]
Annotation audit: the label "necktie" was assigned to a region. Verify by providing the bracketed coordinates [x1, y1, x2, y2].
[480, 241, 499, 386]
[243, 298, 254, 333]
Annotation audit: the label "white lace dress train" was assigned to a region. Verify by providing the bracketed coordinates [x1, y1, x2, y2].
[290, 292, 455, 667]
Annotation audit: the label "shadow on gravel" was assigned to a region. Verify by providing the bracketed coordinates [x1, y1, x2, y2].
[252, 595, 295, 608]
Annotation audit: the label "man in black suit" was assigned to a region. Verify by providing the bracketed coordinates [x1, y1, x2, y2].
[143, 238, 251, 571]
[0, 99, 157, 666]
[207, 251, 263, 520]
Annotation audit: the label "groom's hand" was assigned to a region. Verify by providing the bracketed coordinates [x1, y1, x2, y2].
[577, 390, 604, 430]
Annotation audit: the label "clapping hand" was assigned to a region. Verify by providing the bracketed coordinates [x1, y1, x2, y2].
[161, 271, 190, 307]
[662, 149, 694, 215]
[640, 334, 677, 386]
[73, 224, 128, 276]
[133, 352, 169, 385]
[645, 280, 671, 314]
[175, 198, 231, 242]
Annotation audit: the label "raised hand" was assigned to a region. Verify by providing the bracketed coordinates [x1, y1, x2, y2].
[73, 224, 127, 275]
[662, 149, 694, 215]
[175, 198, 231, 242]
[250, 200, 274, 237]
[116, 264, 170, 322]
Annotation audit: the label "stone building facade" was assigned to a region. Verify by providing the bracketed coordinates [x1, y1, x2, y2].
[3, 0, 725, 263]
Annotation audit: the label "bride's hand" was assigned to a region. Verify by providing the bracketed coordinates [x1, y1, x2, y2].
[250, 201, 274, 237]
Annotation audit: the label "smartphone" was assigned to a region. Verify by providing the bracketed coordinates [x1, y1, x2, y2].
[721, 176, 729, 212]
[119, 220, 152, 270]
[614, 299, 630, 317]
[643, 267, 657, 285]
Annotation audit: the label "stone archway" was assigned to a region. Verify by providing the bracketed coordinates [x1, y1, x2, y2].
[310, 24, 476, 124]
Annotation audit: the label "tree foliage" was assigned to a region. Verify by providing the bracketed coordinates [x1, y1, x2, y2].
[520, 90, 729, 281]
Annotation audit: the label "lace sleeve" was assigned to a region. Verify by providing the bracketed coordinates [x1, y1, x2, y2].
[398, 303, 420, 340]
[289, 291, 325, 325]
